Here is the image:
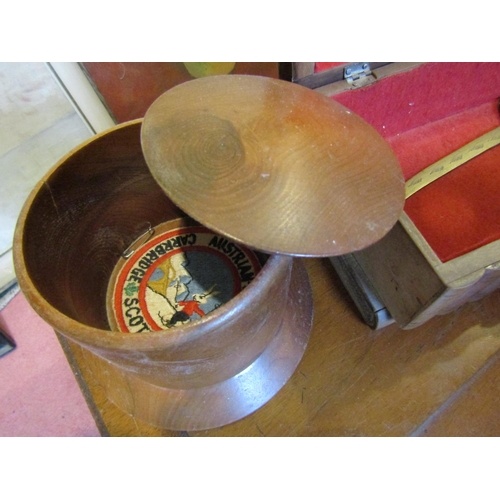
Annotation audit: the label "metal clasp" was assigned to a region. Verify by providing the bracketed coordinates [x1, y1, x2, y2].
[122, 223, 155, 259]
[344, 63, 376, 89]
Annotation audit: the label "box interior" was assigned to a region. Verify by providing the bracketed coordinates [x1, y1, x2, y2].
[319, 62, 500, 263]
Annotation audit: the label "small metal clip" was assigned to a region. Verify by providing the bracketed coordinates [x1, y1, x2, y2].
[122, 223, 155, 259]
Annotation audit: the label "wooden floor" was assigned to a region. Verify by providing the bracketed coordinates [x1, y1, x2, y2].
[61, 258, 500, 436]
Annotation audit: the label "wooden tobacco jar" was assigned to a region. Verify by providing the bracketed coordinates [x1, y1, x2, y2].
[13, 75, 405, 430]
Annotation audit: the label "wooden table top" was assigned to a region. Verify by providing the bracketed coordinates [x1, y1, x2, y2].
[60, 257, 500, 436]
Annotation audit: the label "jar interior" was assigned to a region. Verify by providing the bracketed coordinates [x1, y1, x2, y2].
[21, 122, 268, 330]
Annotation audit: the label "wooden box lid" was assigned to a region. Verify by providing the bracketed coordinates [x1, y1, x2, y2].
[141, 75, 405, 257]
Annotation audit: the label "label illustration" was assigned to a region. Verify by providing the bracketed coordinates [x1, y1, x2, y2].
[107, 220, 262, 333]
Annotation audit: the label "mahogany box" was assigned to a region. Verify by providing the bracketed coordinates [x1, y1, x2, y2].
[294, 62, 500, 328]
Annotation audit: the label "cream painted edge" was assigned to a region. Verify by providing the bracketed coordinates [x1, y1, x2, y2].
[46, 62, 116, 134]
[0, 250, 16, 295]
[399, 211, 500, 287]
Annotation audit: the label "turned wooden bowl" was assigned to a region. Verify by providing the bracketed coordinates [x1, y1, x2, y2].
[13, 120, 313, 431]
[13, 75, 404, 430]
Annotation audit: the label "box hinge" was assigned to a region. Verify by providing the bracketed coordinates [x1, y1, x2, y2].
[344, 63, 376, 89]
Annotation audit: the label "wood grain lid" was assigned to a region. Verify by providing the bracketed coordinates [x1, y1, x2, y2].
[141, 75, 405, 257]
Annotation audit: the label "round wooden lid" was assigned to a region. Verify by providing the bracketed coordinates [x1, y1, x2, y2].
[141, 75, 405, 257]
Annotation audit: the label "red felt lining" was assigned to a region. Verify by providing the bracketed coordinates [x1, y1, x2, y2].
[387, 101, 500, 181]
[332, 63, 500, 140]
[404, 144, 500, 262]
[327, 62, 500, 263]
[315, 62, 346, 72]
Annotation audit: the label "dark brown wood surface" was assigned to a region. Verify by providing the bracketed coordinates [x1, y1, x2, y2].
[14, 120, 315, 431]
[142, 75, 405, 257]
[61, 257, 500, 436]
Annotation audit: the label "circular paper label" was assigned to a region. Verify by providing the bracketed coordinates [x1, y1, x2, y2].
[107, 220, 262, 332]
